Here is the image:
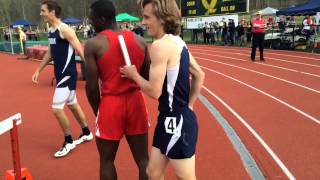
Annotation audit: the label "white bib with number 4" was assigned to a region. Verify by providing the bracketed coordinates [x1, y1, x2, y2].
[164, 117, 177, 134]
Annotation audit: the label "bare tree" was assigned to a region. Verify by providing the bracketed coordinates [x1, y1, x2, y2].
[0, 0, 311, 27]
[0, 0, 12, 25]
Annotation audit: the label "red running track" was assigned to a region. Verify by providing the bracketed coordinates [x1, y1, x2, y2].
[0, 44, 319, 179]
[188, 45, 320, 179]
[0, 53, 248, 179]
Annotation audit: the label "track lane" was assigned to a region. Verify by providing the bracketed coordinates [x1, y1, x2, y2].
[0, 53, 250, 179]
[191, 51, 320, 90]
[193, 53, 320, 92]
[200, 61, 320, 179]
[189, 47, 320, 75]
[189, 45, 320, 62]
[197, 60, 320, 120]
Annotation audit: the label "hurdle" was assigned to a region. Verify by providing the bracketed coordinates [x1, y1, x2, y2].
[0, 113, 32, 180]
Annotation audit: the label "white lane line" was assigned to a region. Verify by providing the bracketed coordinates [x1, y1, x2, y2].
[195, 56, 320, 94]
[189, 45, 320, 61]
[201, 66, 320, 125]
[190, 47, 320, 68]
[265, 52, 320, 61]
[192, 51, 320, 78]
[199, 94, 265, 180]
[202, 86, 296, 180]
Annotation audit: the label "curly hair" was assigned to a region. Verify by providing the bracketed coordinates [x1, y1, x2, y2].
[141, 0, 181, 35]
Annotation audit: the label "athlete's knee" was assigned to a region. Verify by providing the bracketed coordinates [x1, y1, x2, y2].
[52, 108, 63, 116]
[137, 157, 148, 170]
[146, 165, 163, 179]
[99, 160, 116, 179]
[103, 159, 115, 166]
[175, 172, 196, 180]
[67, 103, 78, 111]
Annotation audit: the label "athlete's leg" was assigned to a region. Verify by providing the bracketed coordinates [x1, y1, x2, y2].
[126, 134, 149, 180]
[68, 103, 88, 128]
[65, 91, 88, 128]
[52, 87, 73, 135]
[52, 108, 71, 135]
[170, 155, 196, 180]
[96, 138, 120, 180]
[147, 147, 168, 180]
[125, 91, 149, 179]
[68, 102, 93, 145]
[52, 107, 78, 158]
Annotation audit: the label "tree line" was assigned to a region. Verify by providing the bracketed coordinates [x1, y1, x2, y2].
[0, 0, 307, 27]
[0, 0, 144, 27]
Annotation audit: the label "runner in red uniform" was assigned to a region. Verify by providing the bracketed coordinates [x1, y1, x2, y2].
[96, 30, 149, 140]
[84, 0, 150, 179]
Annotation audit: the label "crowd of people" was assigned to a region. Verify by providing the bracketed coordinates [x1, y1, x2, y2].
[190, 13, 319, 47]
[191, 18, 254, 47]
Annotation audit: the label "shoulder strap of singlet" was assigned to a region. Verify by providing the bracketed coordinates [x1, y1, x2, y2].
[57, 23, 66, 31]
[99, 29, 137, 47]
[99, 29, 117, 41]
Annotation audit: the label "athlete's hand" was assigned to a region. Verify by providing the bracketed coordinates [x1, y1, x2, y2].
[32, 71, 40, 84]
[120, 65, 138, 80]
[188, 104, 194, 111]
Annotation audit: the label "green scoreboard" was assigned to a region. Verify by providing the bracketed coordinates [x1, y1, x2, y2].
[181, 0, 248, 17]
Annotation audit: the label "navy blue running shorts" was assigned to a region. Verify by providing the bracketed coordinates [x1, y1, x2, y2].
[152, 107, 198, 159]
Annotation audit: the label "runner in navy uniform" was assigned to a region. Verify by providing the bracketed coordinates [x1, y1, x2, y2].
[121, 0, 205, 179]
[153, 35, 198, 159]
[32, 0, 93, 158]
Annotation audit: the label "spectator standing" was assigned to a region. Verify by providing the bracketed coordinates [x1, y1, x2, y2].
[209, 22, 216, 45]
[228, 19, 235, 45]
[278, 17, 286, 33]
[203, 22, 210, 44]
[251, 11, 266, 62]
[236, 21, 245, 46]
[245, 22, 252, 47]
[15, 26, 27, 55]
[221, 21, 228, 45]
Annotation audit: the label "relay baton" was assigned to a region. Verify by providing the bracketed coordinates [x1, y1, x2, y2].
[118, 35, 132, 66]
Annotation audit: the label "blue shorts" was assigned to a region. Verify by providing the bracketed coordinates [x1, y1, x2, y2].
[56, 75, 77, 90]
[152, 107, 198, 159]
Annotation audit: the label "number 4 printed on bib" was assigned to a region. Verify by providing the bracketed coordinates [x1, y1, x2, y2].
[164, 117, 177, 134]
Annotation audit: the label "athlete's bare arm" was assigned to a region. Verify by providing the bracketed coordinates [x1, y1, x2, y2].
[31, 46, 52, 83]
[134, 34, 151, 80]
[188, 53, 205, 109]
[120, 39, 169, 99]
[84, 37, 100, 116]
[60, 25, 85, 61]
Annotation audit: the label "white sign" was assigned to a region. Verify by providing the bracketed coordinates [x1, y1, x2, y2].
[185, 14, 239, 29]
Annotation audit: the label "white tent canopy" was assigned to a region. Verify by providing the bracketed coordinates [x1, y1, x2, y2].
[254, 7, 278, 16]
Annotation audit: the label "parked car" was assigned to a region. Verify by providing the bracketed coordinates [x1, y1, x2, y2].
[264, 28, 307, 49]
